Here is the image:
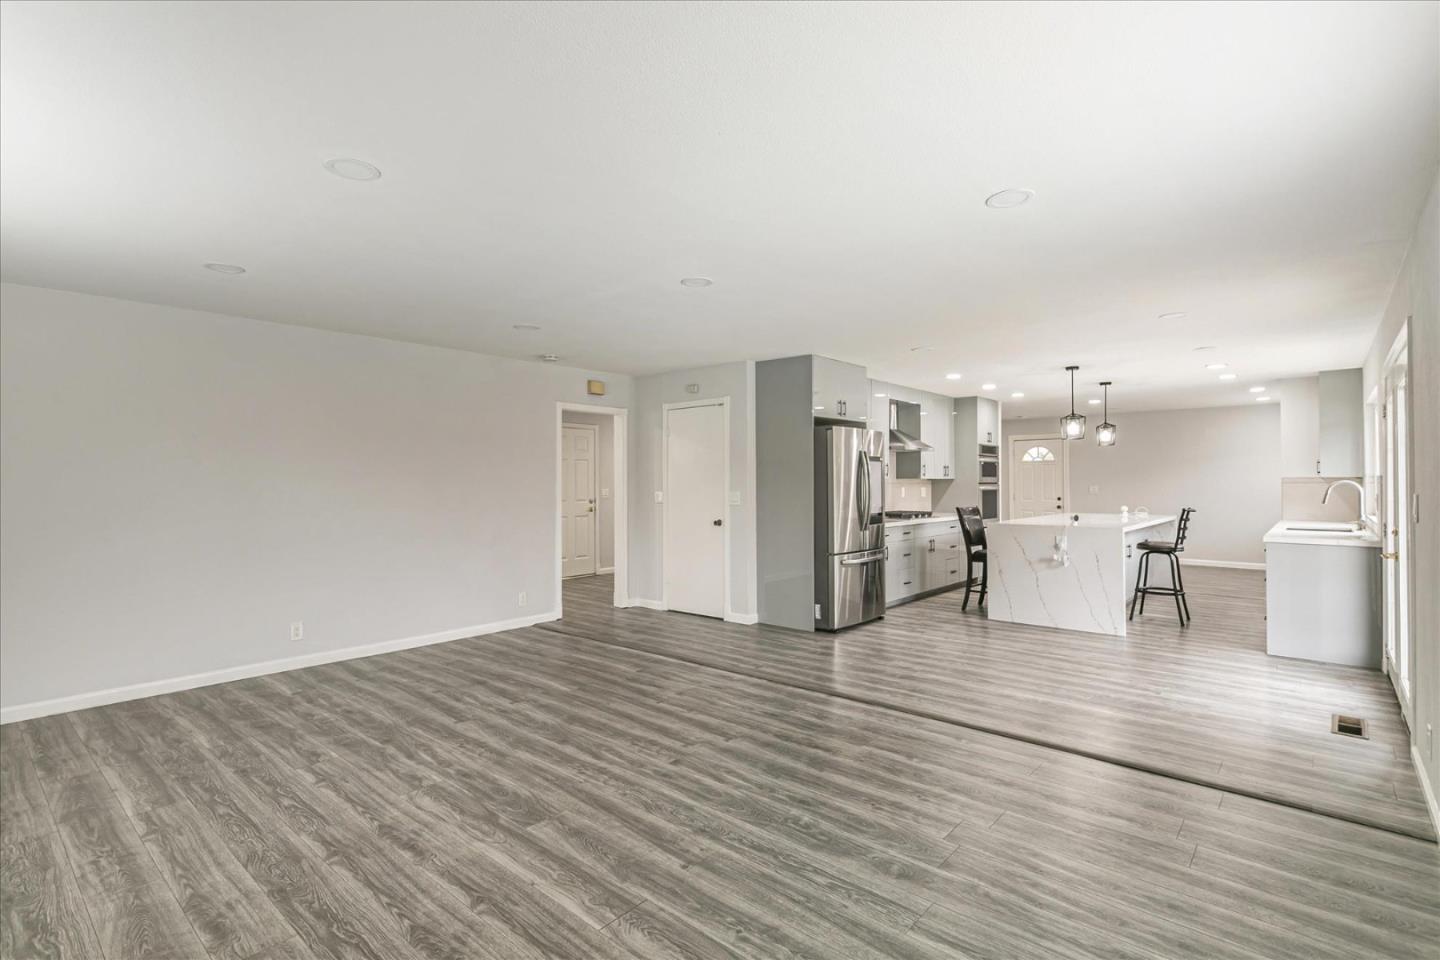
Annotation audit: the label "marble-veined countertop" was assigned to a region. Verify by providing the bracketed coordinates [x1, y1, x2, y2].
[990, 512, 1176, 534]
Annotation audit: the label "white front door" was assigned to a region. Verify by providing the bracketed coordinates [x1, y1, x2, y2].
[1010, 438, 1065, 518]
[561, 424, 598, 578]
[664, 402, 727, 618]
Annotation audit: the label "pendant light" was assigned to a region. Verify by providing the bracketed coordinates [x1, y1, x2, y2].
[1096, 381, 1117, 446]
[1060, 365, 1086, 439]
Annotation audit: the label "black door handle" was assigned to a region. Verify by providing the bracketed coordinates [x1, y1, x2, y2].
[713, 519, 723, 526]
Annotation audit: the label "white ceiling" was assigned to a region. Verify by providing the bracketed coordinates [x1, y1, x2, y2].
[2, 1, 1437, 415]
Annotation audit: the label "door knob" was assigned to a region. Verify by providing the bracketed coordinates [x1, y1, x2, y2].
[713, 519, 723, 527]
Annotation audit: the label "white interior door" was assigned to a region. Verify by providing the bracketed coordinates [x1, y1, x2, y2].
[1382, 350, 1411, 724]
[1010, 438, 1065, 518]
[561, 424, 598, 578]
[664, 402, 726, 618]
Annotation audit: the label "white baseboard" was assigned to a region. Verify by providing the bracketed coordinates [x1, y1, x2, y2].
[0, 610, 560, 725]
[624, 598, 667, 611]
[597, 566, 615, 574]
[1181, 558, 1266, 570]
[725, 611, 759, 625]
[1412, 745, 1440, 839]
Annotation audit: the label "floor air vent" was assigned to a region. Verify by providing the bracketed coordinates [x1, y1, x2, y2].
[1331, 714, 1368, 739]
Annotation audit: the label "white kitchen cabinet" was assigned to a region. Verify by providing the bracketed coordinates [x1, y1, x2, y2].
[976, 397, 1000, 448]
[920, 393, 954, 479]
[1318, 368, 1363, 477]
[884, 526, 918, 602]
[811, 356, 869, 421]
[1276, 370, 1363, 477]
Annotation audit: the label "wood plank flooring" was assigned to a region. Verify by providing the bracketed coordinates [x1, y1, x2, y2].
[0, 569, 1435, 959]
[552, 568, 1433, 840]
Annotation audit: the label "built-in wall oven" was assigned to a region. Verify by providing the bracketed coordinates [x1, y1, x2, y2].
[979, 457, 999, 483]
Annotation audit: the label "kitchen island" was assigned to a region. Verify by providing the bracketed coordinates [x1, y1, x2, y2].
[986, 513, 1177, 637]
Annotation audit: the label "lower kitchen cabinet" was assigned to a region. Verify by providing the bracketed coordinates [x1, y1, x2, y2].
[886, 519, 965, 606]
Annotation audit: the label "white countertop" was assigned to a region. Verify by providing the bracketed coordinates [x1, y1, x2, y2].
[1264, 520, 1381, 549]
[883, 515, 958, 529]
[991, 512, 1176, 534]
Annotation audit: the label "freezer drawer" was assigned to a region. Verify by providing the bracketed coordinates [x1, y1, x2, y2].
[817, 549, 886, 630]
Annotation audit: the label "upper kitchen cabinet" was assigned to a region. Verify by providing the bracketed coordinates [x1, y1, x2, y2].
[1275, 370, 1363, 477]
[921, 392, 953, 478]
[1318, 368, 1363, 477]
[811, 356, 869, 422]
[976, 396, 1000, 448]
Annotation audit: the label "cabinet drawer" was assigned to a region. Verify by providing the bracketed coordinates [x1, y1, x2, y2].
[884, 526, 915, 543]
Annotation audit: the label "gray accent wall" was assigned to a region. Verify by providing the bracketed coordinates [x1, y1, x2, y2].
[1004, 403, 1281, 564]
[0, 283, 634, 711]
[755, 356, 815, 630]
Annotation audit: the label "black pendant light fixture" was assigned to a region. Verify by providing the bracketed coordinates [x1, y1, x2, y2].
[1096, 381, 1117, 446]
[1060, 365, 1086, 440]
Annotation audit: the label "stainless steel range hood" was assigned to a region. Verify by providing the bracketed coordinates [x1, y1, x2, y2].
[888, 427, 931, 452]
[887, 399, 932, 451]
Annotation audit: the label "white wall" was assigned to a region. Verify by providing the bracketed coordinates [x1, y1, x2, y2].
[1362, 169, 1439, 827]
[1004, 404, 1281, 564]
[630, 362, 757, 620]
[0, 283, 633, 716]
[560, 411, 615, 570]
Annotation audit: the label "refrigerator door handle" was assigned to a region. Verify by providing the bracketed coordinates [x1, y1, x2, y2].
[841, 549, 886, 566]
[857, 449, 871, 529]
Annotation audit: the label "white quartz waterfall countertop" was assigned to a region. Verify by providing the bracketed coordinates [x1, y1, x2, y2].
[883, 516, 958, 529]
[992, 512, 1176, 533]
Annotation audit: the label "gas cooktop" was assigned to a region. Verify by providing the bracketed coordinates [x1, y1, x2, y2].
[884, 511, 933, 520]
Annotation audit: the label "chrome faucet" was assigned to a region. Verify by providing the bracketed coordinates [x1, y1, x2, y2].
[1321, 478, 1365, 523]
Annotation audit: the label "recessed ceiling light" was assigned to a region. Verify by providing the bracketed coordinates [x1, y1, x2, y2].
[945, 373, 963, 381]
[814, 405, 825, 411]
[1249, 385, 1267, 393]
[1158, 312, 1188, 321]
[679, 277, 713, 288]
[538, 354, 560, 363]
[873, 392, 887, 398]
[323, 158, 382, 181]
[203, 262, 246, 274]
[1256, 396, 1272, 402]
[1193, 346, 1217, 352]
[1205, 362, 1228, 370]
[1011, 391, 1025, 398]
[920, 411, 928, 416]
[910, 345, 931, 352]
[981, 383, 997, 391]
[985, 188, 1034, 209]
[1218, 373, 1237, 381]
[512, 323, 542, 331]
[1088, 398, 1102, 405]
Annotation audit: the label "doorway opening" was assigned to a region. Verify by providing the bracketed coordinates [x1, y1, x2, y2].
[555, 403, 627, 614]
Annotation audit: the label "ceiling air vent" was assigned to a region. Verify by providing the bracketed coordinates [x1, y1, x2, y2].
[1331, 714, 1368, 739]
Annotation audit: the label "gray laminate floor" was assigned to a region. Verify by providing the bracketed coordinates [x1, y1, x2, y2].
[2, 571, 1437, 960]
[553, 568, 1433, 841]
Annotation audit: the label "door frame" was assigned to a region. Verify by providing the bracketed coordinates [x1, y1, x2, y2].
[560, 421, 600, 579]
[1007, 431, 1071, 518]
[555, 402, 628, 614]
[662, 397, 731, 619]
[1380, 325, 1413, 725]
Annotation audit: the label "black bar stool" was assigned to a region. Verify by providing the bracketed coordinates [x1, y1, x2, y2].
[957, 507, 988, 611]
[1129, 507, 1195, 625]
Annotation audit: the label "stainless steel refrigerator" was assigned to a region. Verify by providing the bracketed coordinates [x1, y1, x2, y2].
[814, 424, 887, 630]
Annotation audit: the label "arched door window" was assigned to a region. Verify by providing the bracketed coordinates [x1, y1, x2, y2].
[1021, 445, 1056, 462]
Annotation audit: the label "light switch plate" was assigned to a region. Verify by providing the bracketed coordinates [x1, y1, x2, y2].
[729, 491, 741, 505]
[600, 488, 610, 499]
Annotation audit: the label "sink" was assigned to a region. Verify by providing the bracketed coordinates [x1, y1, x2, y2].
[1280, 521, 1365, 534]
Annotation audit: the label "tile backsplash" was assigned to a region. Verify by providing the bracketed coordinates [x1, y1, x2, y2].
[1281, 477, 1363, 522]
[886, 478, 932, 511]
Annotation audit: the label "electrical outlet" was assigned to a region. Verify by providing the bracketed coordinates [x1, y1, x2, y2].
[729, 491, 741, 505]
[600, 488, 610, 499]
[290, 621, 304, 642]
[518, 591, 527, 608]
[1089, 484, 1099, 494]
[654, 491, 663, 503]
